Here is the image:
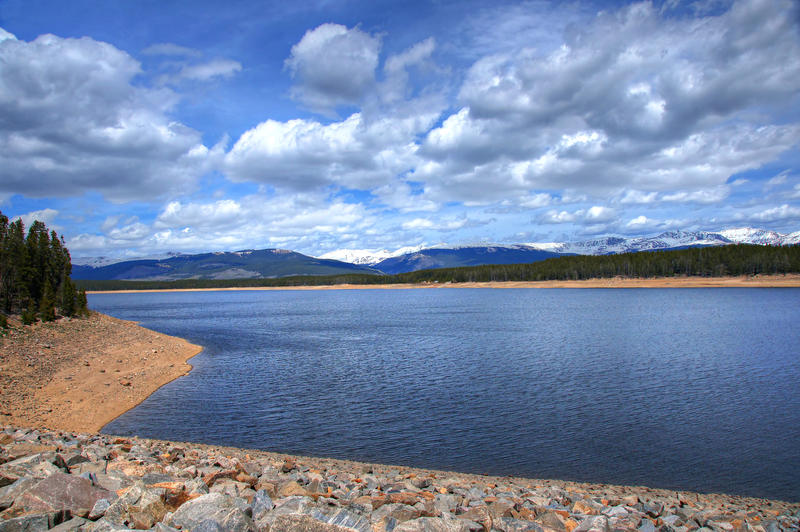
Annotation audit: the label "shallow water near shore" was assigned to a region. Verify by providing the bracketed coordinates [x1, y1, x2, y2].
[89, 288, 800, 502]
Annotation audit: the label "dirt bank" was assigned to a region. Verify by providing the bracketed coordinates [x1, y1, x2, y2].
[0, 312, 202, 433]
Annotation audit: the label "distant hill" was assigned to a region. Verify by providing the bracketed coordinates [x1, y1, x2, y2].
[71, 249, 380, 281]
[372, 246, 562, 275]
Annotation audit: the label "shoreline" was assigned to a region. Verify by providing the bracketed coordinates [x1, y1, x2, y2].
[1, 427, 798, 531]
[0, 312, 202, 433]
[1, 312, 799, 529]
[86, 273, 800, 294]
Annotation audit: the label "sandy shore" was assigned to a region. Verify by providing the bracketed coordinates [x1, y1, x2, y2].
[87, 274, 800, 294]
[0, 312, 202, 433]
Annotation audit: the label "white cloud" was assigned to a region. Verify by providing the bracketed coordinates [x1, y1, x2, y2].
[739, 204, 800, 223]
[619, 190, 658, 204]
[0, 30, 214, 201]
[401, 216, 469, 232]
[518, 193, 552, 208]
[15, 208, 59, 228]
[69, 193, 374, 258]
[178, 59, 242, 81]
[373, 181, 438, 213]
[626, 215, 652, 228]
[285, 23, 381, 114]
[402, 218, 434, 230]
[540, 205, 617, 225]
[225, 110, 439, 191]
[661, 186, 730, 204]
[412, 0, 800, 204]
[765, 170, 790, 189]
[540, 210, 577, 224]
[142, 43, 202, 57]
[585, 205, 616, 222]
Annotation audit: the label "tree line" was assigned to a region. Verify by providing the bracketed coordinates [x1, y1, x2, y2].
[74, 243, 800, 292]
[0, 210, 88, 325]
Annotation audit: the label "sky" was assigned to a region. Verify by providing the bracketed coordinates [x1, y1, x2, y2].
[0, 0, 799, 262]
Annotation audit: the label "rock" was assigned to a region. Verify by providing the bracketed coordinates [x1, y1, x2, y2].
[11, 472, 114, 518]
[313, 507, 373, 532]
[165, 492, 253, 532]
[535, 511, 566, 531]
[268, 514, 359, 532]
[0, 512, 52, 531]
[252, 489, 273, 520]
[572, 500, 600, 516]
[0, 478, 39, 511]
[372, 502, 423, 525]
[394, 516, 482, 532]
[637, 519, 656, 532]
[89, 498, 112, 520]
[573, 515, 609, 532]
[49, 516, 89, 531]
[0, 474, 18, 490]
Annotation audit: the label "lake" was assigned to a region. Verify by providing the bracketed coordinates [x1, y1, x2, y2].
[88, 288, 800, 502]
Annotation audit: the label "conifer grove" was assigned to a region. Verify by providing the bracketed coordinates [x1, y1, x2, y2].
[0, 209, 87, 325]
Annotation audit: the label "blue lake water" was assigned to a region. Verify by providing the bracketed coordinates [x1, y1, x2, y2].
[88, 288, 800, 501]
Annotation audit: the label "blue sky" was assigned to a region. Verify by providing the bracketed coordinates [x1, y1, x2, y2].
[1, 0, 798, 261]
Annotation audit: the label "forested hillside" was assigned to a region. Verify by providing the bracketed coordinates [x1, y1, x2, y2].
[0, 210, 87, 325]
[75, 243, 800, 291]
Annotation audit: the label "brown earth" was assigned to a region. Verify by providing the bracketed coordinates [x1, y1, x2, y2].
[87, 273, 800, 294]
[0, 312, 201, 433]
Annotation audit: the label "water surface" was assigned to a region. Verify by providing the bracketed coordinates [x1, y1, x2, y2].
[89, 288, 800, 501]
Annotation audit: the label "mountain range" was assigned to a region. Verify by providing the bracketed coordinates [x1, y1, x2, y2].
[71, 249, 379, 281]
[71, 227, 800, 280]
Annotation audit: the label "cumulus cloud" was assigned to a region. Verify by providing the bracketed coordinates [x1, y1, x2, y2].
[626, 215, 652, 228]
[619, 190, 658, 204]
[401, 216, 470, 232]
[285, 23, 381, 114]
[661, 186, 729, 204]
[738, 204, 800, 223]
[14, 208, 59, 228]
[540, 205, 617, 225]
[224, 110, 440, 191]
[373, 181, 438, 213]
[69, 193, 374, 258]
[414, 0, 800, 203]
[0, 30, 214, 201]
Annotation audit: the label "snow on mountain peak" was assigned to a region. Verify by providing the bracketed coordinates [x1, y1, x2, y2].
[719, 227, 784, 245]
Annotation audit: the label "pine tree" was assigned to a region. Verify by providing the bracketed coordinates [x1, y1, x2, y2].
[21, 299, 37, 325]
[77, 289, 89, 317]
[60, 278, 77, 317]
[39, 280, 56, 322]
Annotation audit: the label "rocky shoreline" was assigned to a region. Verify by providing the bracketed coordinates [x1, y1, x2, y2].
[1, 426, 797, 531]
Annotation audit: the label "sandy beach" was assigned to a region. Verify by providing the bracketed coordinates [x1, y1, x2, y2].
[0, 312, 202, 433]
[86, 273, 800, 294]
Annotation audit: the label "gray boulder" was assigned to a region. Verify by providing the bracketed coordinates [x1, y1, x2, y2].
[11, 472, 114, 518]
[165, 492, 253, 532]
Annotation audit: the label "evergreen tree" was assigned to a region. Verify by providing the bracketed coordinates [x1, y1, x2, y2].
[39, 280, 56, 322]
[0, 208, 87, 320]
[77, 289, 89, 316]
[21, 299, 37, 325]
[60, 278, 77, 317]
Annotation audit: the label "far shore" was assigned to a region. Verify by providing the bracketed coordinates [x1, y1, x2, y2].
[86, 273, 800, 294]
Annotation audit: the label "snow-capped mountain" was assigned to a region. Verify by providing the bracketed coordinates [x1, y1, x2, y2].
[526, 228, 798, 256]
[319, 245, 426, 266]
[719, 228, 787, 246]
[784, 231, 800, 245]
